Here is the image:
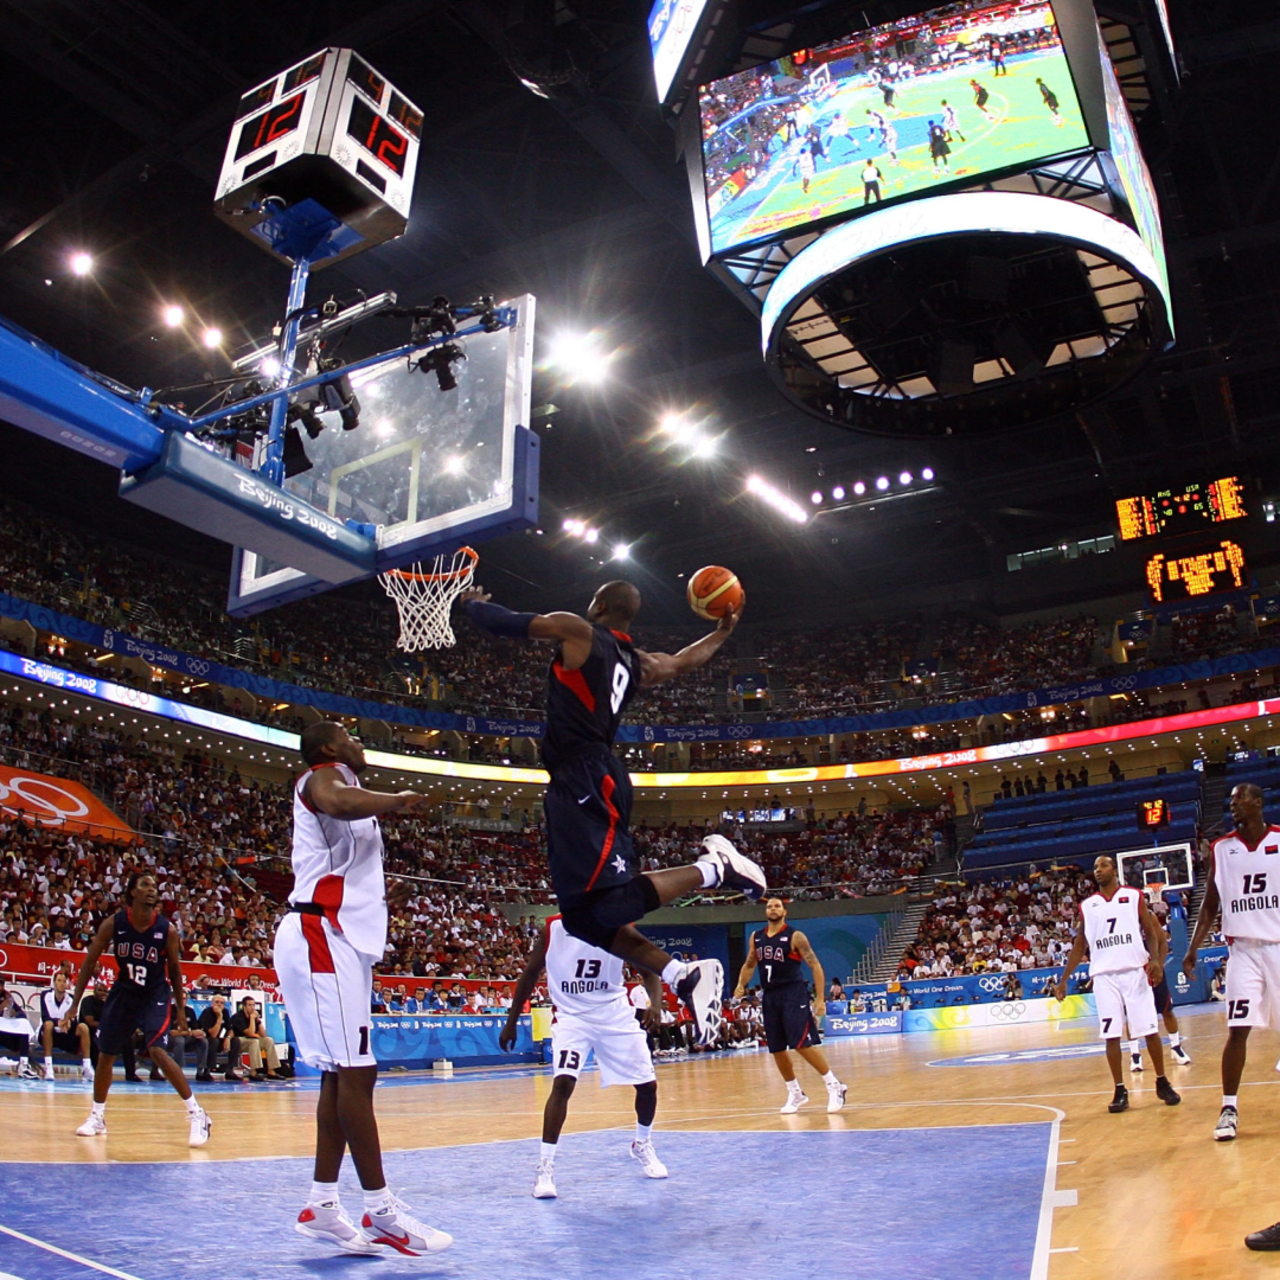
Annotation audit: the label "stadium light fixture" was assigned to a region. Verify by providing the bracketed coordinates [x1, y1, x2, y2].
[922, 467, 935, 481]
[584, 527, 600, 544]
[548, 331, 611, 384]
[832, 486, 846, 501]
[811, 491, 823, 505]
[443, 455, 465, 475]
[853, 481, 866, 496]
[875, 476, 890, 491]
[746, 475, 808, 524]
[899, 471, 913, 485]
[612, 543, 631, 561]
[161, 304, 185, 328]
[202, 327, 223, 349]
[259, 355, 282, 378]
[691, 433, 717, 458]
[69, 251, 94, 277]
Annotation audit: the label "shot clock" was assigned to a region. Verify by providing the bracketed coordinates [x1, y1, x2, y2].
[214, 49, 422, 268]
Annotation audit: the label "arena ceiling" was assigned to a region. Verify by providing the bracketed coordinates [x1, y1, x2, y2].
[1, 0, 1278, 626]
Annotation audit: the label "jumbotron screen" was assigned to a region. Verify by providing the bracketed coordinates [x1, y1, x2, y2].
[697, 0, 1090, 255]
[1116, 476, 1247, 541]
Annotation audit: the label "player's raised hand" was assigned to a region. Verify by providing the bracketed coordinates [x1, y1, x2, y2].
[716, 597, 744, 633]
[456, 587, 491, 607]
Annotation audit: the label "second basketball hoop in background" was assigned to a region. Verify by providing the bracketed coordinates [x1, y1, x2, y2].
[687, 565, 743, 620]
[380, 546, 478, 650]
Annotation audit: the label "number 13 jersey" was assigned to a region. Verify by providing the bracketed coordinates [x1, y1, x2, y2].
[1214, 825, 1280, 942]
[1080, 888, 1148, 974]
[545, 916, 627, 1017]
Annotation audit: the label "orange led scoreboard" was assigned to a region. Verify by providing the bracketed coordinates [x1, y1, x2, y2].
[1116, 475, 1247, 541]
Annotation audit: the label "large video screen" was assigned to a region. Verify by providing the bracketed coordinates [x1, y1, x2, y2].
[698, 0, 1091, 255]
[649, 0, 712, 104]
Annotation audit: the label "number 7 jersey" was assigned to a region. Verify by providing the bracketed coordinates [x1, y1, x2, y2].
[545, 916, 627, 1016]
[1080, 888, 1148, 974]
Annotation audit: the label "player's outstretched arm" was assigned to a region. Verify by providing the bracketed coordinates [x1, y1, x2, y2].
[307, 767, 427, 822]
[636, 604, 742, 688]
[500, 929, 549, 1052]
[793, 930, 826, 1019]
[734, 935, 758, 998]
[69, 916, 115, 1017]
[1053, 931, 1088, 1002]
[1183, 852, 1221, 977]
[458, 589, 594, 667]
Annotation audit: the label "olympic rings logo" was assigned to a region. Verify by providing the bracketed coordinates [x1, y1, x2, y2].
[1112, 676, 1137, 690]
[186, 660, 211, 677]
[977, 975, 1007, 993]
[0, 773, 91, 828]
[726, 725, 754, 739]
[989, 1001, 1027, 1020]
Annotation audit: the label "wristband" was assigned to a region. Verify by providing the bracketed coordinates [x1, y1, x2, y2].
[465, 599, 537, 641]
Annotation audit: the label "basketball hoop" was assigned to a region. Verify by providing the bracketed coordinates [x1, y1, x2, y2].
[379, 546, 478, 651]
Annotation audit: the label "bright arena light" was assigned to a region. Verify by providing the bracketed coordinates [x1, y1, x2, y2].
[443, 455, 465, 475]
[69, 252, 94, 277]
[259, 355, 282, 378]
[899, 471, 913, 485]
[746, 475, 808, 524]
[548, 331, 612, 384]
[612, 543, 631, 561]
[853, 481, 866, 496]
[922, 466, 935, 481]
[660, 412, 698, 443]
[875, 476, 890, 491]
[201, 327, 223, 349]
[584, 527, 600, 544]
[161, 304, 184, 328]
[811, 491, 823, 505]
[832, 486, 846, 501]
[375, 418, 394, 439]
[691, 433, 717, 458]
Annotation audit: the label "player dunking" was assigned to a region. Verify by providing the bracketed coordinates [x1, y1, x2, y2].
[274, 723, 452, 1257]
[1183, 783, 1280, 1143]
[460, 581, 765, 1046]
[68, 872, 211, 1146]
[1055, 856, 1180, 1113]
[501, 916, 666, 1198]
[734, 898, 846, 1113]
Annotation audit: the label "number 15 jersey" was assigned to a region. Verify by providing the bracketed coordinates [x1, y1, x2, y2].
[545, 915, 627, 1017]
[1080, 888, 1148, 975]
[1214, 825, 1280, 942]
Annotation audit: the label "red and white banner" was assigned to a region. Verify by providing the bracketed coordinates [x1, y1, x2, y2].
[0, 763, 137, 843]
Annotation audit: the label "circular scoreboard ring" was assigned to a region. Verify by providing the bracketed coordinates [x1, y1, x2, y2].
[759, 190, 1172, 438]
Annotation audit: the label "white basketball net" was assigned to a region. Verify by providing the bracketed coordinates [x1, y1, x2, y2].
[379, 547, 478, 651]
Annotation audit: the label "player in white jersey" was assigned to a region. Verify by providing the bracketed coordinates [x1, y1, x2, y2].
[1055, 855, 1181, 1113]
[273, 723, 452, 1258]
[1185, 783, 1280, 1152]
[501, 915, 665, 1200]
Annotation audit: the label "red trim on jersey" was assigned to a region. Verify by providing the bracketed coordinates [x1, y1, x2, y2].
[552, 659, 596, 712]
[298, 762, 343, 814]
[313, 874, 345, 931]
[301, 914, 336, 974]
[146, 1002, 172, 1048]
[544, 913, 561, 948]
[609, 630, 632, 643]
[583, 774, 620, 892]
[1219, 823, 1280, 854]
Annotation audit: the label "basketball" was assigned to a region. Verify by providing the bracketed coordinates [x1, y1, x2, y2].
[687, 565, 743, 620]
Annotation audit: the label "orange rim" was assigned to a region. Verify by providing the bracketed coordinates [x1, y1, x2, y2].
[384, 546, 478, 583]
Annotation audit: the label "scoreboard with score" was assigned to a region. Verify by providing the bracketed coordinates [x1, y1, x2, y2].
[1145, 539, 1247, 604]
[1136, 797, 1170, 831]
[1116, 476, 1247, 541]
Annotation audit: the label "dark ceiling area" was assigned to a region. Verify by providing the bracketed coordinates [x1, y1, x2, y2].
[1, 0, 1278, 626]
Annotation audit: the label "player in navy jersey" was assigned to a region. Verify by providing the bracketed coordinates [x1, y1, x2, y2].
[67, 871, 211, 1146]
[460, 579, 766, 1046]
[735, 898, 846, 1113]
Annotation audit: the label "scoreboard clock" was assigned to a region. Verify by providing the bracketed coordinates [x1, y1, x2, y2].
[1145, 539, 1247, 604]
[214, 49, 422, 268]
[1136, 798, 1170, 831]
[1116, 476, 1247, 541]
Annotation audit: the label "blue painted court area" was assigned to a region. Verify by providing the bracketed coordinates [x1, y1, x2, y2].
[0, 1123, 1051, 1280]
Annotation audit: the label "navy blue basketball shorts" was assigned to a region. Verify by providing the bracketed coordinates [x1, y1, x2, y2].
[763, 985, 822, 1054]
[98, 985, 172, 1056]
[1151, 975, 1172, 1017]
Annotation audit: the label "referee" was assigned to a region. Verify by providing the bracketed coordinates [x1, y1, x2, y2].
[735, 898, 846, 1114]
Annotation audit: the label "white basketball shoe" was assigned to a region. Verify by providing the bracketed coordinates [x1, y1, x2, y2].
[698, 835, 767, 901]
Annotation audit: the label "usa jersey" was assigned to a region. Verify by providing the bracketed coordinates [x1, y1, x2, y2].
[1080, 888, 1148, 975]
[543, 625, 638, 770]
[544, 915, 626, 1017]
[1214, 825, 1280, 942]
[291, 762, 388, 959]
[754, 924, 805, 990]
[110, 909, 171, 995]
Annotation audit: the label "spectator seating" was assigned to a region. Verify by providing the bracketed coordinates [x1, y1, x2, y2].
[965, 773, 1202, 871]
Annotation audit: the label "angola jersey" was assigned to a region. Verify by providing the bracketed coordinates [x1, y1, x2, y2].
[542, 625, 638, 771]
[291, 761, 387, 959]
[544, 916, 627, 1017]
[108, 908, 171, 995]
[1080, 888, 1148, 975]
[753, 924, 805, 991]
[1213, 825, 1280, 942]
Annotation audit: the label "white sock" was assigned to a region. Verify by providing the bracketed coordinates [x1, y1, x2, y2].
[788, 1079, 803, 1094]
[540, 1141, 557, 1163]
[661, 959, 688, 987]
[92, 1101, 105, 1117]
[1223, 1095, 1238, 1109]
[823, 1071, 840, 1087]
[19, 1056, 28, 1067]
[362, 1187, 394, 1213]
[635, 1123, 653, 1143]
[1169, 1032, 1181, 1048]
[44, 1056, 52, 1068]
[1126, 1041, 1138, 1056]
[82, 1057, 92, 1071]
[184, 1095, 200, 1116]
[696, 860, 719, 888]
[309, 1180, 340, 1206]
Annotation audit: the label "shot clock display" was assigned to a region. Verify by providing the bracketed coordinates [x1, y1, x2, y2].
[234, 93, 306, 162]
[1116, 476, 1247, 541]
[1145, 539, 1247, 604]
[1137, 797, 1170, 831]
[347, 97, 409, 177]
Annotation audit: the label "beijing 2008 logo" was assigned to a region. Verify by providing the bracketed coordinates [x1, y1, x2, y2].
[0, 774, 91, 828]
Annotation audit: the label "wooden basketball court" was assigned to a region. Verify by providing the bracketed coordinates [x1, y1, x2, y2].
[1, 1002, 1276, 1279]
